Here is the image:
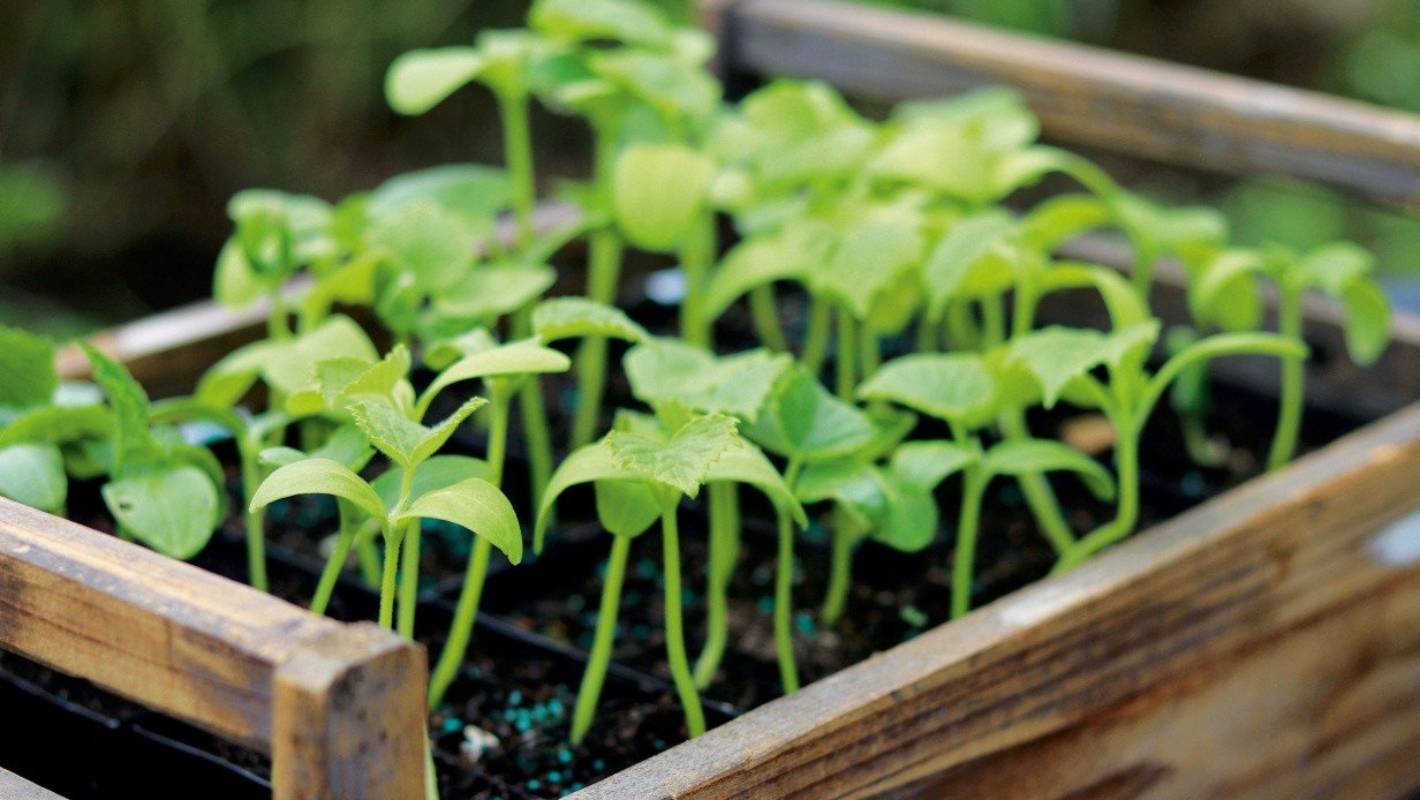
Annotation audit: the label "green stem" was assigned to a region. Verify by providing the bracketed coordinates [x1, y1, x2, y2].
[821, 514, 856, 626]
[354, 523, 382, 588]
[749, 285, 789, 351]
[571, 533, 630, 744]
[428, 393, 509, 708]
[378, 524, 402, 631]
[1180, 406, 1225, 467]
[661, 505, 706, 738]
[679, 212, 717, 347]
[693, 482, 736, 689]
[1267, 287, 1305, 472]
[513, 310, 553, 509]
[774, 507, 800, 694]
[570, 125, 625, 449]
[914, 313, 938, 352]
[239, 438, 268, 591]
[835, 307, 857, 402]
[397, 518, 421, 639]
[1058, 420, 1140, 570]
[801, 294, 831, 375]
[980, 294, 1006, 348]
[424, 735, 439, 800]
[945, 299, 979, 350]
[266, 285, 290, 341]
[499, 90, 535, 247]
[310, 501, 358, 617]
[951, 467, 988, 619]
[997, 410, 1076, 556]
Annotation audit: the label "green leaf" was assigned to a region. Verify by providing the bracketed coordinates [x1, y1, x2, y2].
[858, 353, 999, 427]
[268, 316, 380, 401]
[924, 210, 1016, 318]
[394, 477, 522, 564]
[1297, 241, 1374, 297]
[1008, 324, 1160, 408]
[872, 472, 938, 553]
[418, 339, 569, 419]
[623, 339, 791, 419]
[701, 227, 813, 322]
[1341, 278, 1390, 365]
[530, 0, 671, 47]
[1190, 250, 1265, 332]
[594, 480, 662, 538]
[982, 439, 1115, 501]
[612, 143, 714, 252]
[589, 49, 720, 129]
[706, 437, 807, 526]
[368, 199, 477, 293]
[104, 465, 220, 560]
[372, 454, 490, 510]
[890, 440, 979, 491]
[794, 458, 884, 535]
[0, 404, 112, 448]
[385, 47, 486, 115]
[607, 413, 739, 498]
[82, 344, 155, 471]
[213, 238, 264, 309]
[536, 441, 643, 551]
[532, 297, 649, 344]
[250, 457, 387, 520]
[813, 205, 925, 319]
[0, 443, 67, 512]
[349, 396, 485, 470]
[748, 367, 874, 463]
[1018, 194, 1110, 251]
[369, 164, 512, 225]
[433, 264, 556, 321]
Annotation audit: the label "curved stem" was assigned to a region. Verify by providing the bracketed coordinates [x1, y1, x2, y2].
[571, 534, 631, 744]
[513, 309, 554, 509]
[821, 514, 856, 626]
[1268, 288, 1305, 471]
[951, 467, 988, 619]
[774, 507, 801, 694]
[1057, 420, 1140, 570]
[661, 506, 706, 737]
[310, 500, 357, 617]
[749, 285, 789, 351]
[998, 410, 1076, 556]
[800, 294, 832, 375]
[693, 482, 736, 689]
[835, 306, 857, 402]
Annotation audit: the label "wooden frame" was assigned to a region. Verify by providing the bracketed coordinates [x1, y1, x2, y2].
[5, 2, 1420, 798]
[0, 499, 426, 799]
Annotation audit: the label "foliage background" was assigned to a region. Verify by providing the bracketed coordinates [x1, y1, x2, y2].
[1, 0, 1417, 335]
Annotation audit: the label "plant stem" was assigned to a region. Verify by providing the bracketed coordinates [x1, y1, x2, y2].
[679, 212, 717, 348]
[945, 299, 978, 350]
[820, 514, 855, 626]
[749, 285, 789, 351]
[239, 437, 268, 591]
[1057, 420, 1140, 571]
[835, 306, 857, 402]
[354, 523, 382, 587]
[997, 410, 1076, 556]
[513, 310, 554, 509]
[801, 294, 831, 375]
[693, 482, 736, 689]
[570, 124, 626, 449]
[660, 505, 706, 737]
[980, 294, 1006, 348]
[310, 501, 358, 616]
[914, 313, 938, 352]
[1267, 285, 1305, 472]
[428, 392, 509, 708]
[266, 286, 290, 341]
[774, 507, 800, 694]
[378, 524, 402, 630]
[499, 90, 535, 247]
[951, 467, 988, 619]
[571, 533, 630, 744]
[397, 518, 421, 639]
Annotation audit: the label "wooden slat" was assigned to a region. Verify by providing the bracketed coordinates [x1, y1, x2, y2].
[573, 399, 1420, 800]
[0, 768, 65, 800]
[0, 499, 424, 799]
[706, 0, 1420, 208]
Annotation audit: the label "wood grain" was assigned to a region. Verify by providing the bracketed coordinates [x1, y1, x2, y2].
[0, 498, 425, 798]
[0, 768, 65, 800]
[705, 0, 1420, 208]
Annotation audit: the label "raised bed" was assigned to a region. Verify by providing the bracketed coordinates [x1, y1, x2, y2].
[3, 1, 1420, 799]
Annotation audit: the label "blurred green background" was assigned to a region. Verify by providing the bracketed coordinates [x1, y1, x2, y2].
[3, 0, 1420, 336]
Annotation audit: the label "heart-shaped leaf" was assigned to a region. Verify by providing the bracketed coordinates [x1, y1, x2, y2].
[104, 465, 221, 560]
[612, 143, 714, 252]
[858, 353, 999, 427]
[0, 443, 67, 512]
[532, 297, 649, 344]
[624, 338, 791, 420]
[607, 413, 739, 498]
[349, 396, 485, 470]
[393, 477, 522, 564]
[748, 367, 875, 463]
[250, 457, 387, 520]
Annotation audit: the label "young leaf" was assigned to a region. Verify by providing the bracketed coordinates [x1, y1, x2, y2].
[103, 465, 221, 559]
[812, 205, 925, 320]
[701, 227, 817, 322]
[872, 472, 939, 553]
[385, 47, 487, 115]
[393, 477, 522, 564]
[607, 413, 739, 498]
[417, 339, 569, 419]
[250, 457, 387, 520]
[858, 353, 998, 428]
[532, 297, 649, 344]
[923, 210, 1016, 319]
[890, 440, 980, 491]
[748, 367, 874, 463]
[0, 404, 113, 448]
[981, 439, 1115, 501]
[0, 325, 57, 407]
[530, 0, 671, 47]
[0, 443, 67, 512]
[262, 315, 379, 399]
[536, 441, 642, 551]
[1341, 279, 1390, 365]
[83, 344, 156, 471]
[795, 458, 884, 533]
[623, 339, 791, 419]
[433, 263, 557, 321]
[349, 396, 486, 470]
[595, 480, 662, 538]
[368, 163, 512, 225]
[367, 199, 477, 293]
[706, 437, 808, 526]
[1008, 324, 1161, 408]
[612, 143, 714, 252]
[373, 454, 491, 509]
[1190, 250, 1266, 332]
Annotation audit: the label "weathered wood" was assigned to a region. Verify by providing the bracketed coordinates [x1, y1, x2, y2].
[0, 498, 424, 799]
[0, 768, 65, 800]
[705, 0, 1420, 208]
[574, 400, 1420, 800]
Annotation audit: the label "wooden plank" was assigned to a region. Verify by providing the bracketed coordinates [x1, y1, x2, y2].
[706, 0, 1420, 208]
[0, 498, 426, 797]
[572, 400, 1420, 799]
[0, 768, 65, 800]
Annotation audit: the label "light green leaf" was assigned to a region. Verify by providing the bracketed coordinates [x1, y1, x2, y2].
[612, 143, 714, 252]
[264, 316, 379, 399]
[858, 353, 998, 427]
[368, 199, 477, 293]
[532, 297, 649, 344]
[1190, 250, 1265, 332]
[104, 465, 220, 560]
[536, 441, 643, 551]
[595, 480, 662, 538]
[607, 413, 739, 498]
[369, 164, 511, 225]
[1009, 324, 1160, 408]
[813, 205, 925, 319]
[623, 338, 791, 419]
[924, 210, 1016, 318]
[433, 264, 556, 321]
[1298, 241, 1374, 297]
[1018, 194, 1109, 251]
[394, 477, 522, 564]
[418, 339, 568, 419]
[890, 440, 979, 491]
[0, 443, 67, 512]
[982, 439, 1115, 501]
[250, 457, 386, 520]
[0, 404, 112, 448]
[83, 344, 155, 471]
[213, 238, 264, 309]
[385, 47, 486, 115]
[1341, 279, 1390, 365]
[706, 437, 807, 526]
[349, 396, 485, 470]
[872, 472, 938, 553]
[749, 367, 874, 462]
[795, 458, 884, 535]
[702, 227, 814, 321]
[530, 0, 670, 47]
[372, 454, 490, 510]
[590, 49, 720, 129]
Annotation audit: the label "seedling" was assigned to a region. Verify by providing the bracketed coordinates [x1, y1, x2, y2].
[1188, 242, 1389, 470]
[214, 189, 337, 339]
[537, 406, 802, 741]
